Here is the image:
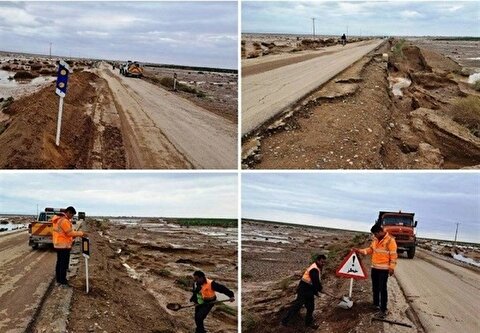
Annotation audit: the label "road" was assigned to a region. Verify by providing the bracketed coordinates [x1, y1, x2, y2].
[0, 231, 55, 333]
[241, 39, 384, 136]
[395, 249, 480, 332]
[97, 64, 237, 169]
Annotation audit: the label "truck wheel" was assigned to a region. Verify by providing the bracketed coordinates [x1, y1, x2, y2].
[407, 247, 416, 259]
[31, 243, 39, 250]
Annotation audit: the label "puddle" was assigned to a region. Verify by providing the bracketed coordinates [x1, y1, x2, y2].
[0, 70, 54, 87]
[0, 220, 28, 232]
[388, 76, 412, 97]
[453, 253, 480, 267]
[467, 72, 480, 84]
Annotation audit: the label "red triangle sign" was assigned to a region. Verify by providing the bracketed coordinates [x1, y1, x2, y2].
[335, 250, 368, 279]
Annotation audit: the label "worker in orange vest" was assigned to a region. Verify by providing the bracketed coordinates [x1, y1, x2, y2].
[190, 270, 235, 333]
[52, 206, 86, 287]
[353, 224, 397, 318]
[281, 254, 327, 328]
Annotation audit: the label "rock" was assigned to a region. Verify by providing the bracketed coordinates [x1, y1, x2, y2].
[389, 122, 395, 128]
[367, 128, 373, 133]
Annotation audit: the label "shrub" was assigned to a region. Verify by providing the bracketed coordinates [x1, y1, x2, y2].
[13, 71, 38, 80]
[450, 95, 480, 137]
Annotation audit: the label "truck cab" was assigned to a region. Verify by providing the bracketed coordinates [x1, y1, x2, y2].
[377, 211, 418, 259]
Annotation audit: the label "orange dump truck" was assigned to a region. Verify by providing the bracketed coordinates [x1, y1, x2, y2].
[377, 211, 418, 259]
[28, 207, 68, 249]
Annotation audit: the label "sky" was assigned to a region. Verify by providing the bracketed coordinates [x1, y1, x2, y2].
[242, 173, 480, 243]
[0, 172, 238, 218]
[242, 1, 480, 37]
[0, 1, 238, 68]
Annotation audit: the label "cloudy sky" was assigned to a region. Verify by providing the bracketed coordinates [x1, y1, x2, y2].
[0, 1, 237, 68]
[242, 173, 480, 243]
[242, 1, 480, 37]
[0, 173, 237, 218]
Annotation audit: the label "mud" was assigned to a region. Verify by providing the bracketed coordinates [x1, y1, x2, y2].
[245, 38, 480, 169]
[0, 71, 127, 169]
[242, 220, 418, 333]
[67, 218, 237, 333]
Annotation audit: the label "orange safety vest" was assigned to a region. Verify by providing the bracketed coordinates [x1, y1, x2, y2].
[359, 232, 398, 270]
[200, 279, 217, 302]
[301, 262, 320, 285]
[52, 214, 83, 249]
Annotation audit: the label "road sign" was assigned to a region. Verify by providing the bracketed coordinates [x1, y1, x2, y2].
[55, 60, 72, 146]
[56, 60, 71, 97]
[336, 250, 368, 279]
[82, 237, 90, 258]
[82, 237, 90, 294]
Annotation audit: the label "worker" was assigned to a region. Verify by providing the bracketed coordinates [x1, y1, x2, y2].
[190, 270, 235, 333]
[281, 254, 327, 328]
[52, 206, 86, 287]
[353, 224, 397, 318]
[341, 33, 347, 46]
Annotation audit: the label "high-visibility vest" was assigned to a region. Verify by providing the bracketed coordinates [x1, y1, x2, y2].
[200, 279, 217, 302]
[52, 214, 83, 249]
[360, 233, 398, 270]
[301, 263, 320, 285]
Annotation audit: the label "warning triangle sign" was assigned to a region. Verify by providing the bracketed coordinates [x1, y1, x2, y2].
[336, 250, 368, 279]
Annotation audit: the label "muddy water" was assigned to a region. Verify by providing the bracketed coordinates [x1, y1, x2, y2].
[0, 69, 55, 99]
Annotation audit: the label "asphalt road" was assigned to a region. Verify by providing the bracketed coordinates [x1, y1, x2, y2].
[0, 231, 55, 333]
[98, 64, 237, 169]
[241, 39, 385, 136]
[394, 248, 480, 333]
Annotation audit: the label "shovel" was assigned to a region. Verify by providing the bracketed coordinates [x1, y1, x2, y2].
[167, 299, 230, 311]
[320, 291, 353, 309]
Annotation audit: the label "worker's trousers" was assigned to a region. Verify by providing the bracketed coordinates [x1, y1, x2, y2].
[55, 248, 71, 284]
[371, 268, 389, 312]
[194, 302, 215, 333]
[282, 292, 315, 325]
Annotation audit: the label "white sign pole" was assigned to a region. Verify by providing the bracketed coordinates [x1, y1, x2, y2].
[55, 96, 64, 146]
[348, 277, 353, 298]
[85, 256, 89, 293]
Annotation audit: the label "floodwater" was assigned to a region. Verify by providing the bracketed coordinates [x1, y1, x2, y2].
[0, 69, 55, 99]
[0, 221, 28, 232]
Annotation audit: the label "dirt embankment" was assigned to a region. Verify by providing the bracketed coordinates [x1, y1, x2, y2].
[0, 71, 127, 168]
[242, 221, 420, 333]
[244, 39, 480, 169]
[67, 219, 237, 333]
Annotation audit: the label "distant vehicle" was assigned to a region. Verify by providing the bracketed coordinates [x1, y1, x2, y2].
[78, 212, 86, 220]
[120, 60, 143, 78]
[377, 211, 417, 259]
[28, 207, 80, 249]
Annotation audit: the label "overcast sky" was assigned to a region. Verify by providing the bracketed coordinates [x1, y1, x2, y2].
[0, 1, 237, 68]
[242, 173, 480, 243]
[0, 173, 238, 218]
[242, 1, 480, 37]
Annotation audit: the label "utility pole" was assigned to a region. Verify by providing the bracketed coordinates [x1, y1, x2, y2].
[36, 204, 38, 217]
[311, 17, 316, 37]
[453, 222, 460, 250]
[49, 42, 52, 59]
[346, 25, 349, 38]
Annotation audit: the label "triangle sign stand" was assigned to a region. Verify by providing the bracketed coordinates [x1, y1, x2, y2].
[335, 250, 368, 307]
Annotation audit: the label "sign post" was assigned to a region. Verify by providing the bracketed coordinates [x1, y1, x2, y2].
[335, 250, 367, 308]
[82, 237, 90, 293]
[55, 60, 71, 146]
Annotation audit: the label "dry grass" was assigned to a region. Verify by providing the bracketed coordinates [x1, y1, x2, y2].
[449, 95, 480, 137]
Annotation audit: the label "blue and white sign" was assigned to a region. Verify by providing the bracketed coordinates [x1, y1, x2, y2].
[55, 60, 71, 97]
